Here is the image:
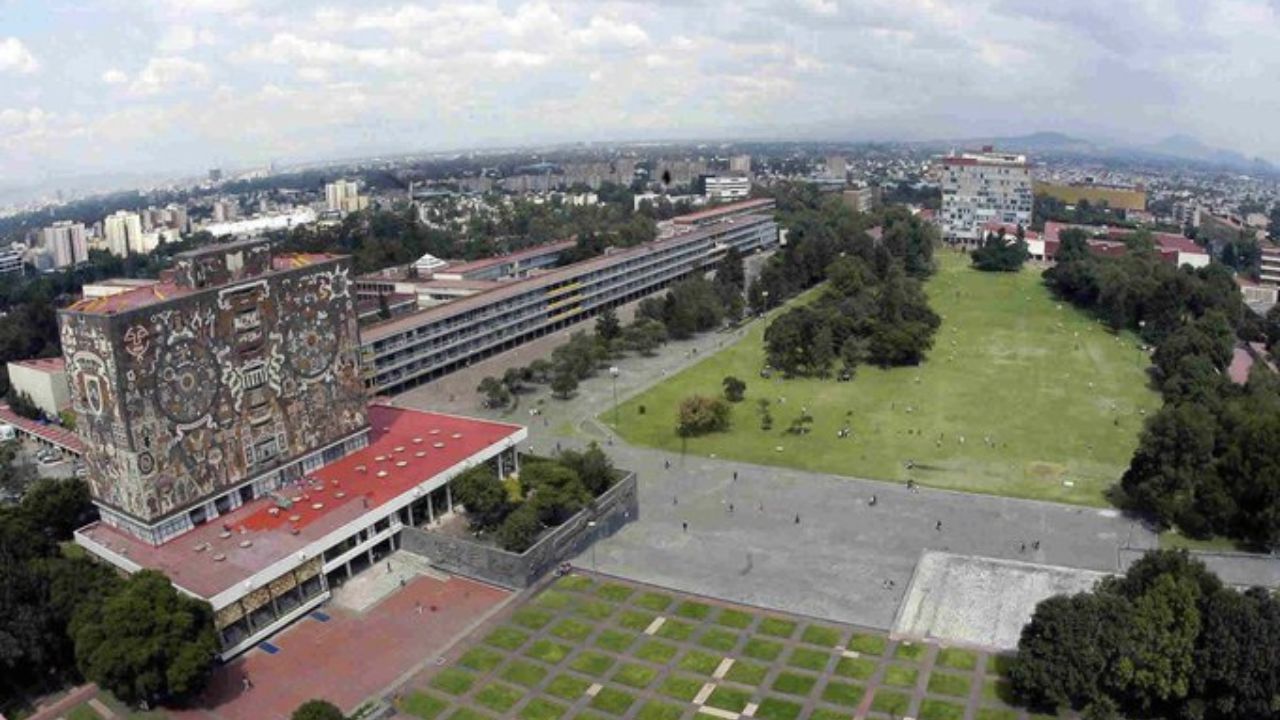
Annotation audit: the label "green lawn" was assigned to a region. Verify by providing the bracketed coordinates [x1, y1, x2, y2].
[610, 253, 1160, 506]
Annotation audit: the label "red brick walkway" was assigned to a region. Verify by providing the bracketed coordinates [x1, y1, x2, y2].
[173, 575, 510, 720]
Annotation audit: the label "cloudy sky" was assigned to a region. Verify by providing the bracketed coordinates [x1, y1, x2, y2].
[2, 0, 1279, 182]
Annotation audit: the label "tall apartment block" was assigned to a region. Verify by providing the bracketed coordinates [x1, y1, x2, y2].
[358, 198, 779, 395]
[67, 239, 526, 657]
[937, 148, 1033, 245]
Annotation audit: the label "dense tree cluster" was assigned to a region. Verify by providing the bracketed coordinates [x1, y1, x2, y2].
[676, 395, 731, 437]
[452, 445, 618, 553]
[291, 699, 346, 720]
[1045, 230, 1279, 547]
[970, 226, 1030, 272]
[1011, 550, 1280, 720]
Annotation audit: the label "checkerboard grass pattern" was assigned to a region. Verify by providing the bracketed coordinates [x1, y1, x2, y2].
[398, 575, 1032, 720]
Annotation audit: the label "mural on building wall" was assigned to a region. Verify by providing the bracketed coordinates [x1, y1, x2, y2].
[61, 255, 369, 525]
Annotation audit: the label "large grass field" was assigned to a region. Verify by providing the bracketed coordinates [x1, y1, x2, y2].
[609, 251, 1162, 506]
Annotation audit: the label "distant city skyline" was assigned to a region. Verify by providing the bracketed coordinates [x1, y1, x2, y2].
[2, 0, 1280, 183]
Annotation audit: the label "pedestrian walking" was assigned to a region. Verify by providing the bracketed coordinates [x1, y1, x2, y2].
[869, 495, 877, 507]
[935, 520, 942, 532]
[415, 601, 423, 615]
[673, 495, 678, 505]
[1020, 542, 1026, 553]
[733, 471, 738, 481]
[682, 521, 688, 532]
[243, 675, 253, 691]
[728, 503, 734, 514]
[665, 459, 670, 470]
[794, 514, 801, 524]
[386, 561, 392, 573]
[1032, 540, 1040, 550]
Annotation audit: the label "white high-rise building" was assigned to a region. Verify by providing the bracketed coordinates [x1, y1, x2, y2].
[40, 221, 88, 268]
[325, 179, 368, 214]
[0, 243, 25, 276]
[729, 154, 752, 173]
[104, 211, 144, 257]
[937, 148, 1033, 245]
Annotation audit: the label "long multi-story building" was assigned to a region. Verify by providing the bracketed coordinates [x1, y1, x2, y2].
[0, 243, 25, 276]
[359, 199, 778, 395]
[65, 238, 527, 658]
[937, 148, 1033, 245]
[705, 176, 751, 201]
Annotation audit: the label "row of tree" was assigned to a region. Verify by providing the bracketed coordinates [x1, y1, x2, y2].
[0, 478, 217, 711]
[1011, 550, 1280, 719]
[970, 226, 1030, 272]
[1044, 228, 1279, 548]
[451, 445, 618, 553]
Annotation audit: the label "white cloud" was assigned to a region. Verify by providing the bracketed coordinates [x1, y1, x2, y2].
[571, 16, 650, 50]
[129, 56, 210, 96]
[158, 25, 216, 53]
[101, 68, 129, 85]
[0, 37, 39, 74]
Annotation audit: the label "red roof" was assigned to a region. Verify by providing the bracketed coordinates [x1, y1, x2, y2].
[0, 403, 83, 452]
[76, 403, 523, 600]
[9, 356, 66, 373]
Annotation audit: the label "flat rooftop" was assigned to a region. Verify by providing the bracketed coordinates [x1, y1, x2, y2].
[76, 403, 523, 601]
[672, 197, 775, 224]
[65, 253, 340, 315]
[435, 239, 576, 277]
[7, 356, 66, 373]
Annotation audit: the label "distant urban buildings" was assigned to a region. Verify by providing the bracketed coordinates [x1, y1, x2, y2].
[0, 243, 24, 276]
[326, 179, 369, 214]
[40, 220, 88, 268]
[841, 185, 881, 213]
[937, 148, 1033, 245]
[729, 154, 752, 173]
[705, 175, 751, 201]
[103, 210, 144, 257]
[824, 155, 847, 182]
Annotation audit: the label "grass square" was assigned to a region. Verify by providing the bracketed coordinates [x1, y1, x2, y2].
[675, 600, 713, 620]
[743, 637, 784, 661]
[555, 575, 593, 592]
[820, 680, 864, 707]
[988, 654, 1015, 677]
[596, 583, 634, 602]
[613, 663, 659, 689]
[893, 642, 926, 662]
[635, 701, 684, 720]
[634, 640, 679, 664]
[635, 591, 673, 612]
[617, 609, 657, 632]
[551, 618, 595, 642]
[882, 664, 919, 688]
[594, 629, 637, 653]
[937, 647, 979, 671]
[786, 647, 830, 672]
[800, 625, 843, 647]
[808, 709, 850, 720]
[474, 683, 522, 713]
[520, 699, 568, 720]
[724, 659, 768, 686]
[870, 689, 910, 715]
[706, 686, 751, 713]
[834, 656, 877, 680]
[976, 708, 1020, 720]
[656, 619, 695, 641]
[574, 599, 616, 621]
[525, 639, 573, 664]
[399, 692, 449, 720]
[677, 649, 722, 675]
[574, 714, 609, 720]
[68, 707, 98, 720]
[659, 674, 706, 702]
[500, 660, 549, 688]
[458, 647, 505, 673]
[589, 687, 635, 716]
[483, 626, 530, 651]
[919, 698, 967, 720]
[446, 708, 491, 720]
[927, 672, 972, 698]
[545, 674, 592, 701]
[513, 607, 555, 631]
[715, 608, 755, 629]
[697, 628, 740, 652]
[846, 633, 887, 655]
[754, 698, 802, 720]
[771, 671, 817, 696]
[757, 617, 797, 639]
[535, 590, 573, 610]
[569, 651, 615, 677]
[429, 668, 477, 696]
[982, 678, 1015, 704]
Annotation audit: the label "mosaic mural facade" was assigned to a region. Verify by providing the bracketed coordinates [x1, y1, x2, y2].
[59, 241, 369, 528]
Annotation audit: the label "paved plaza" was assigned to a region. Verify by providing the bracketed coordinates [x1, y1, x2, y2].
[391, 572, 1043, 720]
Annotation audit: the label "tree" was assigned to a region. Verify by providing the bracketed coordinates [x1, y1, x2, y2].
[550, 370, 578, 400]
[676, 395, 730, 437]
[20, 477, 93, 541]
[501, 367, 526, 395]
[971, 227, 1030, 272]
[495, 502, 541, 553]
[722, 376, 746, 402]
[1010, 592, 1132, 712]
[4, 389, 42, 420]
[595, 307, 622, 342]
[556, 443, 615, 496]
[756, 398, 773, 431]
[452, 466, 511, 531]
[476, 376, 511, 409]
[71, 570, 218, 705]
[376, 292, 392, 321]
[292, 699, 346, 720]
[521, 462, 590, 525]
[622, 319, 666, 356]
[715, 247, 746, 291]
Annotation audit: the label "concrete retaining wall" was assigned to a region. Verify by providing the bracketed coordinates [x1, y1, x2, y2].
[401, 472, 638, 589]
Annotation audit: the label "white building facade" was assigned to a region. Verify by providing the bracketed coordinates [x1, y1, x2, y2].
[705, 176, 752, 201]
[938, 150, 1033, 245]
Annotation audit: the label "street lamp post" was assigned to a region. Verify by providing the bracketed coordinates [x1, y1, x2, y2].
[587, 520, 598, 573]
[609, 366, 620, 429]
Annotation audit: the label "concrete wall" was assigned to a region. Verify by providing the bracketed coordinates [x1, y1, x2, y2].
[6, 361, 69, 418]
[401, 472, 638, 588]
